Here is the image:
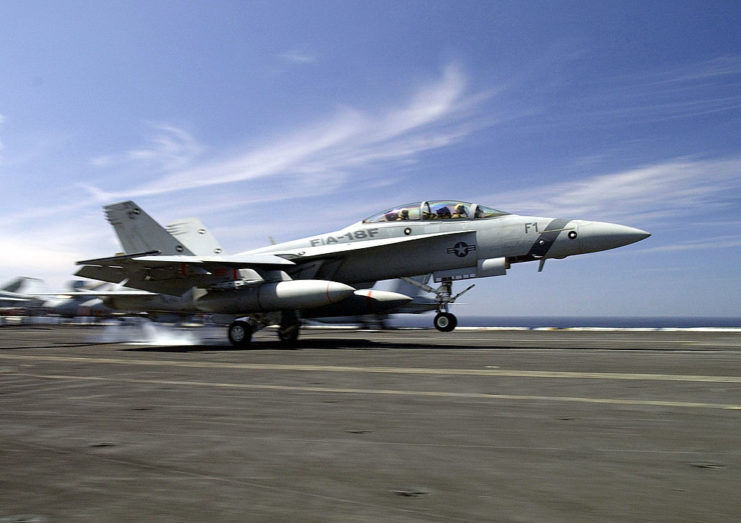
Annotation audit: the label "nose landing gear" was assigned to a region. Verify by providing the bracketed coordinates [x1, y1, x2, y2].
[433, 311, 457, 332]
[401, 276, 474, 332]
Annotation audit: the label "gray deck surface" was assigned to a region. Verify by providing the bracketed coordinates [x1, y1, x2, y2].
[1, 324, 739, 522]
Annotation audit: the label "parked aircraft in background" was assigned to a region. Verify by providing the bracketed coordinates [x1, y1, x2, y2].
[0, 277, 46, 311]
[75, 199, 649, 347]
[38, 281, 112, 318]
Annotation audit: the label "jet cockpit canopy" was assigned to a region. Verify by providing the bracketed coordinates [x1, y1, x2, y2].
[363, 200, 508, 223]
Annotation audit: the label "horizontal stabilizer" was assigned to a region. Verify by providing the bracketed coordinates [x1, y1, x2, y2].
[167, 218, 224, 256]
[76, 250, 160, 266]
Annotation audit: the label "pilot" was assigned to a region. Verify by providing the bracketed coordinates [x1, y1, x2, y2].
[452, 204, 468, 219]
[397, 209, 410, 220]
[384, 212, 399, 221]
[437, 206, 452, 219]
[474, 206, 485, 219]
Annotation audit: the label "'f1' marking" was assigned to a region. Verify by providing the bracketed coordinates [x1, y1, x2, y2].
[528, 219, 571, 257]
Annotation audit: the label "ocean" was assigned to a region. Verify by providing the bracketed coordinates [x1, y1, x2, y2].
[388, 315, 741, 329]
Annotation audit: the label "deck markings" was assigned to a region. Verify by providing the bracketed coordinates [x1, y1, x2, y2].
[1, 353, 740, 383]
[7, 372, 741, 410]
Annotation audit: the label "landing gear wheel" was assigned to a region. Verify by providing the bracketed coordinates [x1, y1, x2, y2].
[434, 312, 457, 332]
[278, 323, 300, 348]
[278, 311, 301, 348]
[228, 320, 253, 348]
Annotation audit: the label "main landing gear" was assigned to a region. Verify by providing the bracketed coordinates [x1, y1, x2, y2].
[227, 311, 302, 348]
[227, 318, 255, 348]
[277, 310, 301, 347]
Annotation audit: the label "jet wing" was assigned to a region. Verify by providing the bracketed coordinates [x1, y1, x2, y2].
[75, 251, 295, 294]
[77, 251, 293, 268]
[274, 231, 475, 260]
[267, 230, 477, 282]
[75, 231, 472, 293]
[132, 253, 295, 267]
[0, 295, 30, 302]
[31, 290, 157, 297]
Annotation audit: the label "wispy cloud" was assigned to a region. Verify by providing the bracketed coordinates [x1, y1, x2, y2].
[640, 235, 741, 253]
[278, 49, 319, 64]
[0, 236, 82, 276]
[583, 55, 741, 124]
[90, 122, 204, 171]
[84, 63, 488, 202]
[492, 156, 741, 223]
[645, 55, 741, 86]
[0, 211, 118, 284]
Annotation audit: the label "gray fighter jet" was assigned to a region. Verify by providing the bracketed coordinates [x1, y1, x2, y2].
[0, 277, 46, 311]
[76, 199, 649, 346]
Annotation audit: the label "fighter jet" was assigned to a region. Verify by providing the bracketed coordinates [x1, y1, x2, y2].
[37, 281, 112, 318]
[0, 277, 46, 311]
[76, 199, 650, 346]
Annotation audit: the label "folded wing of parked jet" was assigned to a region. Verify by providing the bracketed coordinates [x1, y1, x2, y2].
[0, 277, 47, 308]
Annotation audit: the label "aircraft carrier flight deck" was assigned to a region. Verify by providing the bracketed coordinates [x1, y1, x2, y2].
[1, 324, 739, 522]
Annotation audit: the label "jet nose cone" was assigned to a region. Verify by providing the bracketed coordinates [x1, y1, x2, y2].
[578, 221, 651, 254]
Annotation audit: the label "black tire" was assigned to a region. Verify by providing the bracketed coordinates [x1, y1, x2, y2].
[278, 323, 300, 348]
[434, 312, 457, 332]
[228, 320, 252, 348]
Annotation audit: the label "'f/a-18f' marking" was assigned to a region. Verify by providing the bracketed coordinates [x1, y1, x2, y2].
[310, 228, 380, 246]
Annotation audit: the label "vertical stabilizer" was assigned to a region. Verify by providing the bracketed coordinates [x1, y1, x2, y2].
[1, 277, 46, 294]
[2, 277, 28, 293]
[104, 201, 194, 255]
[167, 218, 224, 256]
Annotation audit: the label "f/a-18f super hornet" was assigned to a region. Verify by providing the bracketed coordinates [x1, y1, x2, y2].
[75, 199, 650, 346]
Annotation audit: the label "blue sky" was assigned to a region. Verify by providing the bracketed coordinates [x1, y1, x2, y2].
[2, 1, 740, 317]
